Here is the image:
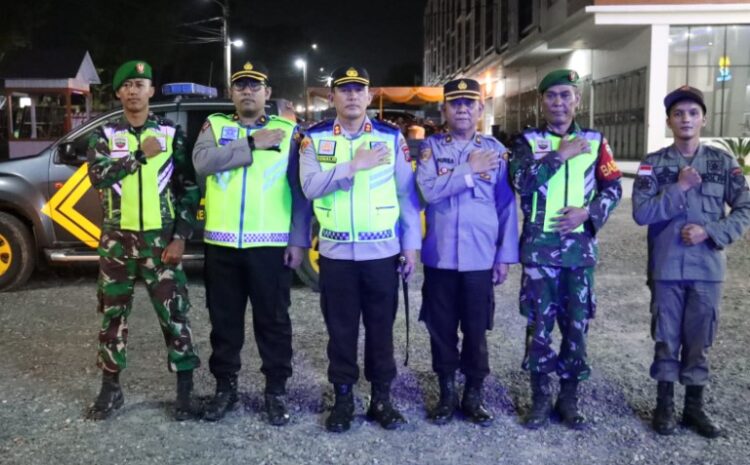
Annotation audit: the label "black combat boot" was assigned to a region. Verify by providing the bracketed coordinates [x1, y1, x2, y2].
[461, 378, 494, 427]
[428, 373, 458, 425]
[203, 375, 239, 422]
[174, 370, 197, 421]
[326, 384, 355, 433]
[86, 371, 124, 420]
[524, 372, 552, 430]
[264, 378, 290, 426]
[366, 382, 407, 430]
[652, 381, 677, 435]
[554, 378, 586, 430]
[682, 385, 722, 438]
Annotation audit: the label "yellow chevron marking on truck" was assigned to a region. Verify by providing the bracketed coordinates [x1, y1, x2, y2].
[41, 163, 100, 248]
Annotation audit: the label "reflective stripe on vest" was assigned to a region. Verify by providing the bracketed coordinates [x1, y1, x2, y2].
[525, 131, 601, 233]
[309, 126, 399, 243]
[103, 125, 175, 231]
[204, 114, 294, 248]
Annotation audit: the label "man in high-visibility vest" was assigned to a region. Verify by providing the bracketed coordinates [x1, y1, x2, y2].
[509, 69, 623, 430]
[299, 66, 421, 433]
[86, 60, 201, 421]
[192, 61, 311, 426]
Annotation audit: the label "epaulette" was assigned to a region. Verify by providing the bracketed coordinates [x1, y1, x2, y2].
[371, 119, 400, 133]
[306, 118, 335, 134]
[156, 115, 175, 127]
[268, 114, 296, 127]
[207, 112, 234, 121]
[644, 146, 670, 161]
[703, 144, 734, 160]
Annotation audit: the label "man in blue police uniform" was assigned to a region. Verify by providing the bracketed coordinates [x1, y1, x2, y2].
[299, 66, 421, 432]
[192, 61, 311, 426]
[633, 86, 750, 438]
[509, 69, 622, 430]
[416, 78, 519, 426]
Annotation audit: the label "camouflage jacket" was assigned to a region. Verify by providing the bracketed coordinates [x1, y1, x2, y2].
[87, 113, 199, 241]
[509, 123, 622, 268]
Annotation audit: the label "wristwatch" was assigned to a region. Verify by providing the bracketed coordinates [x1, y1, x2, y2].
[247, 135, 256, 151]
[134, 149, 147, 164]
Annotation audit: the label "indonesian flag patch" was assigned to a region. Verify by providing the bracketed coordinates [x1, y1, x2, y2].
[637, 164, 653, 176]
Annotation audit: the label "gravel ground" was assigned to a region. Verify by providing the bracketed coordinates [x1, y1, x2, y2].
[2, 193, 750, 465]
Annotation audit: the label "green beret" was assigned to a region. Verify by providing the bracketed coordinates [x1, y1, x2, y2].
[538, 69, 579, 93]
[113, 60, 152, 91]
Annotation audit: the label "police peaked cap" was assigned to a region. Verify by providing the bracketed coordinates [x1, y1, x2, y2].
[231, 61, 270, 85]
[330, 66, 370, 87]
[443, 78, 481, 101]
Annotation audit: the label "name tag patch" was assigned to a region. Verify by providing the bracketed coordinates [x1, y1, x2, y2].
[369, 141, 387, 150]
[317, 155, 337, 163]
[318, 140, 336, 155]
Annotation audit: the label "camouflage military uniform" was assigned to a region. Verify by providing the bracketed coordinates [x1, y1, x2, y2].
[87, 114, 201, 373]
[510, 122, 622, 380]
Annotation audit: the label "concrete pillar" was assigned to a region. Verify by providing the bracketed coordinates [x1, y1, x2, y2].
[646, 24, 670, 153]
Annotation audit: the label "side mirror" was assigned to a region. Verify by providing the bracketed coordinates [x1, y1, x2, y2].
[58, 142, 86, 165]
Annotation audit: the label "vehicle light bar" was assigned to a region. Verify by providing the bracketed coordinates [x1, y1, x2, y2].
[161, 82, 218, 98]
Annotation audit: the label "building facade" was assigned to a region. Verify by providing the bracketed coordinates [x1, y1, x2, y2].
[424, 0, 750, 159]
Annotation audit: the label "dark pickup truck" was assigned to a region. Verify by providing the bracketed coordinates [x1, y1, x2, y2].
[0, 97, 320, 291]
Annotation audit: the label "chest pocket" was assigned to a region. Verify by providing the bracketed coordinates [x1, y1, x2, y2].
[473, 169, 498, 201]
[701, 182, 724, 216]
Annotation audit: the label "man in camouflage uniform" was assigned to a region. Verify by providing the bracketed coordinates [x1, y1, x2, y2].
[633, 86, 750, 438]
[509, 69, 622, 430]
[85, 60, 201, 421]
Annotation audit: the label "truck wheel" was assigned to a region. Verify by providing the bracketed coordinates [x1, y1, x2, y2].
[0, 212, 36, 292]
[295, 217, 320, 292]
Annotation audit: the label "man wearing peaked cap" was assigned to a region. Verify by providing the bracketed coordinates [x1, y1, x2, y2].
[415, 77, 518, 427]
[299, 65, 421, 432]
[508, 68, 623, 430]
[632, 85, 750, 438]
[85, 60, 201, 421]
[193, 59, 312, 426]
[330, 65, 370, 87]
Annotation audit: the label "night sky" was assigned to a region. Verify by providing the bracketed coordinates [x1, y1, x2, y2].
[1, 0, 427, 103]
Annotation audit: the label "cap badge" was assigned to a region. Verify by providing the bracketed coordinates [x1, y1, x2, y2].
[458, 80, 468, 90]
[346, 68, 359, 77]
[136, 63, 145, 74]
[568, 71, 578, 82]
[244, 62, 254, 71]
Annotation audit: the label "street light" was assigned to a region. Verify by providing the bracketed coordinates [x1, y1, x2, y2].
[295, 58, 309, 121]
[179, 0, 243, 94]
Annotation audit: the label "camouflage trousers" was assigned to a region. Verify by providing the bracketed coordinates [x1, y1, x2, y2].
[519, 265, 596, 380]
[96, 253, 200, 373]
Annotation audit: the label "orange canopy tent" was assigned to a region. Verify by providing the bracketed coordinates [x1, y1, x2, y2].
[307, 86, 443, 115]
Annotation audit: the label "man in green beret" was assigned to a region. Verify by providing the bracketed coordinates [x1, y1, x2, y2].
[85, 60, 201, 421]
[509, 68, 623, 430]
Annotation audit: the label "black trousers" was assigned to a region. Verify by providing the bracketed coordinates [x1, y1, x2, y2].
[420, 266, 494, 380]
[319, 255, 400, 385]
[205, 244, 293, 391]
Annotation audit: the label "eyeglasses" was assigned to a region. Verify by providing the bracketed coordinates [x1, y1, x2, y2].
[232, 80, 266, 92]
